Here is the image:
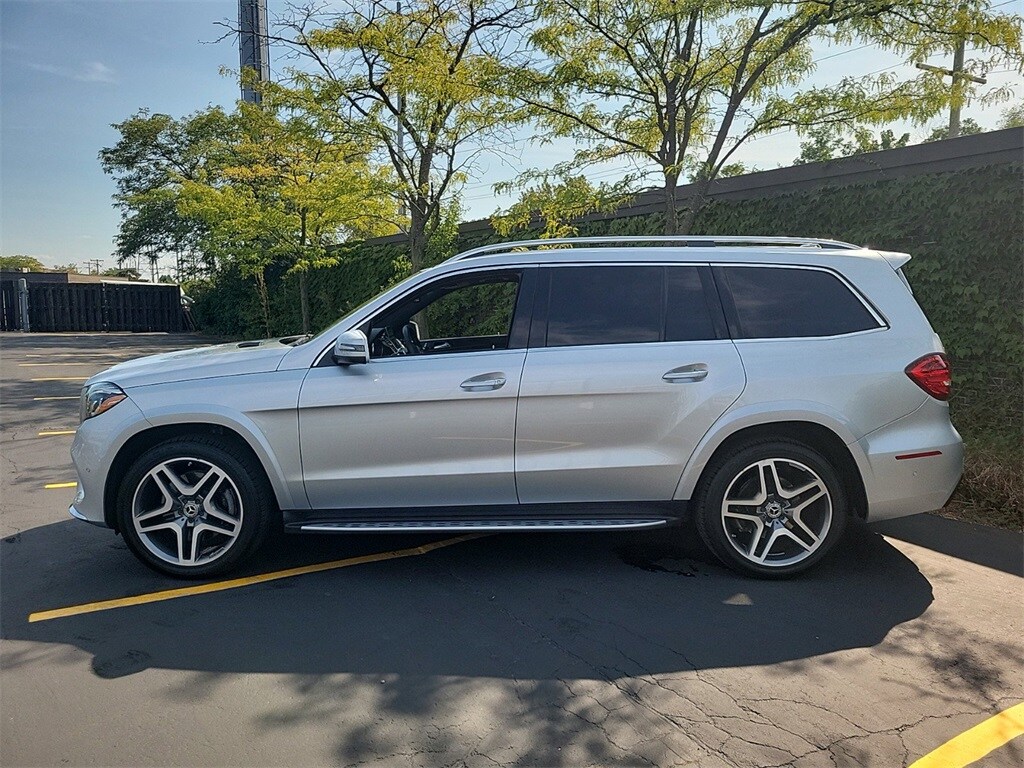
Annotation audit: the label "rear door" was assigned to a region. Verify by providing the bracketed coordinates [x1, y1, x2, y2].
[514, 264, 746, 503]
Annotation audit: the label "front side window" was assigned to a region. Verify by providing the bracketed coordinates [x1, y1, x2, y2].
[368, 272, 521, 358]
[719, 266, 881, 339]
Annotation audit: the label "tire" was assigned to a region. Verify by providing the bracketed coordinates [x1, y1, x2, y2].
[116, 436, 273, 579]
[694, 439, 849, 579]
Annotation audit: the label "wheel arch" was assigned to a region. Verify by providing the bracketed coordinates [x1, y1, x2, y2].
[103, 422, 286, 531]
[675, 413, 869, 520]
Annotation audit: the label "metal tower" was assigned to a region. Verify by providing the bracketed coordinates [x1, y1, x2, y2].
[239, 0, 270, 103]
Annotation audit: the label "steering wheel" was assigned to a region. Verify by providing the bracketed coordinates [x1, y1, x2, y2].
[377, 327, 408, 356]
[401, 322, 423, 355]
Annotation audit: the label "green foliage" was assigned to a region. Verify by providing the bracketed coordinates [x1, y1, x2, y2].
[492, 172, 632, 238]
[998, 102, 1024, 129]
[0, 255, 46, 271]
[924, 118, 984, 142]
[102, 266, 142, 280]
[513, 0, 1023, 231]
[794, 125, 911, 164]
[280, 0, 527, 270]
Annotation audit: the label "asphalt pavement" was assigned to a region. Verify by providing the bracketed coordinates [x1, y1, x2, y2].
[1, 332, 1022, 767]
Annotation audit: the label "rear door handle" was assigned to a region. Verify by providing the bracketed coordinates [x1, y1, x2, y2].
[460, 373, 507, 391]
[663, 364, 709, 383]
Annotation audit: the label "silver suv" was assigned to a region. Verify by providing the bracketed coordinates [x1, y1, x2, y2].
[70, 236, 964, 579]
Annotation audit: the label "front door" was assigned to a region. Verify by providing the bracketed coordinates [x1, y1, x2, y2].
[298, 268, 533, 509]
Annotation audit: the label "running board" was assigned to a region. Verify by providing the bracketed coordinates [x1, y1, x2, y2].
[296, 518, 669, 533]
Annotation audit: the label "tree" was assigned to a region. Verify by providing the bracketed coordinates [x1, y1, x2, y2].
[177, 89, 396, 334]
[0, 255, 45, 271]
[270, 0, 528, 271]
[491, 172, 631, 239]
[102, 266, 143, 280]
[51, 263, 80, 274]
[100, 109, 233, 277]
[514, 0, 1023, 234]
[794, 125, 911, 164]
[923, 117, 984, 142]
[998, 102, 1024, 129]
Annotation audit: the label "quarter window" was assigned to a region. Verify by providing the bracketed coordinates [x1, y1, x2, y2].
[719, 266, 880, 339]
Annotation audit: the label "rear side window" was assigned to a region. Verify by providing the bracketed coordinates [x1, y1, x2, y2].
[547, 266, 662, 346]
[544, 265, 718, 347]
[719, 266, 880, 339]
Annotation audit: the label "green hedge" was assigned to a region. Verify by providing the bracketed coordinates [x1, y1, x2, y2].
[191, 162, 1023, 448]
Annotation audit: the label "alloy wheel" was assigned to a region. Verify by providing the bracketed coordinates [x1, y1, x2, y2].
[131, 457, 244, 567]
[720, 458, 832, 568]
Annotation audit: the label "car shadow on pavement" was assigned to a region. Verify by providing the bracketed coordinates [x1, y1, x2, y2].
[10, 519, 1024, 767]
[871, 513, 1024, 576]
[3, 518, 935, 682]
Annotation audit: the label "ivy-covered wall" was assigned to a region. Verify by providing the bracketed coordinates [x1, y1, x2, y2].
[191, 161, 1023, 447]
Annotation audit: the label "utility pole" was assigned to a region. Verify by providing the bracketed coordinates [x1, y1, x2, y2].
[239, 0, 270, 103]
[396, 1, 407, 221]
[916, 38, 987, 139]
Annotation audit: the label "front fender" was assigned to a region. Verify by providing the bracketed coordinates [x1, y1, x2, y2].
[127, 369, 308, 511]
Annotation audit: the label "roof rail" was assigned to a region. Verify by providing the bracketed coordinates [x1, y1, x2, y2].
[448, 235, 861, 262]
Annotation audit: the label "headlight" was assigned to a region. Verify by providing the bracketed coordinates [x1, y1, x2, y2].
[80, 382, 127, 423]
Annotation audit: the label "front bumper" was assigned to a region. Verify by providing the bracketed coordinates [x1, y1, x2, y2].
[858, 398, 965, 522]
[68, 395, 148, 528]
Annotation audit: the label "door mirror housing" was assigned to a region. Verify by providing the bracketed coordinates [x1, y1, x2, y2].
[332, 329, 369, 365]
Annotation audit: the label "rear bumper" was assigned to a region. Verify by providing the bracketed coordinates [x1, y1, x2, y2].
[857, 399, 964, 522]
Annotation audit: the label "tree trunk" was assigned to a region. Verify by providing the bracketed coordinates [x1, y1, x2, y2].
[408, 203, 428, 273]
[255, 270, 271, 338]
[663, 171, 680, 235]
[678, 178, 713, 235]
[298, 271, 311, 335]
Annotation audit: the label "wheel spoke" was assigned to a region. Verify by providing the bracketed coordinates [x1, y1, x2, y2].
[203, 501, 240, 533]
[762, 461, 783, 496]
[790, 488, 827, 514]
[779, 478, 822, 500]
[745, 520, 767, 558]
[753, 527, 784, 563]
[136, 519, 179, 536]
[786, 519, 819, 550]
[193, 466, 226, 497]
[157, 463, 192, 496]
[724, 509, 762, 523]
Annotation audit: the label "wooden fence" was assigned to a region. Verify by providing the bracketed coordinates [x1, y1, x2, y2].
[0, 281, 184, 332]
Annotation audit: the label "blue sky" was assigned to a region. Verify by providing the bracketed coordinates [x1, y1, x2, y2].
[1, 1, 1020, 274]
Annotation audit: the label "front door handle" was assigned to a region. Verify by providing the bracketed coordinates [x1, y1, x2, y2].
[460, 372, 507, 391]
[663, 364, 709, 383]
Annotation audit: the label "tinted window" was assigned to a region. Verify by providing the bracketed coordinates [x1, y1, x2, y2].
[666, 267, 717, 341]
[424, 280, 518, 339]
[721, 267, 879, 339]
[547, 266, 662, 347]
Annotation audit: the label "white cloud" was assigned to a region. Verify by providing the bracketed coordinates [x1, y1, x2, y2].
[26, 60, 117, 84]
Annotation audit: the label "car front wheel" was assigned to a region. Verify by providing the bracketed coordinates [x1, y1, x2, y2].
[694, 440, 848, 578]
[116, 436, 272, 578]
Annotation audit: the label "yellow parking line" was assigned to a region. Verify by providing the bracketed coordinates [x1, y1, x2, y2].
[44, 482, 78, 489]
[28, 533, 488, 623]
[38, 430, 76, 436]
[32, 396, 78, 401]
[30, 377, 89, 382]
[909, 702, 1024, 768]
[19, 362, 96, 367]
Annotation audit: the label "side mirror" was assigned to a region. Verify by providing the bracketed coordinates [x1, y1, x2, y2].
[332, 329, 369, 365]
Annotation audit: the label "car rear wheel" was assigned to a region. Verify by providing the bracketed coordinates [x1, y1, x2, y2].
[116, 436, 272, 578]
[694, 440, 848, 578]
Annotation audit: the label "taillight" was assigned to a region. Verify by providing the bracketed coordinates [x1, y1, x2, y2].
[905, 353, 951, 400]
